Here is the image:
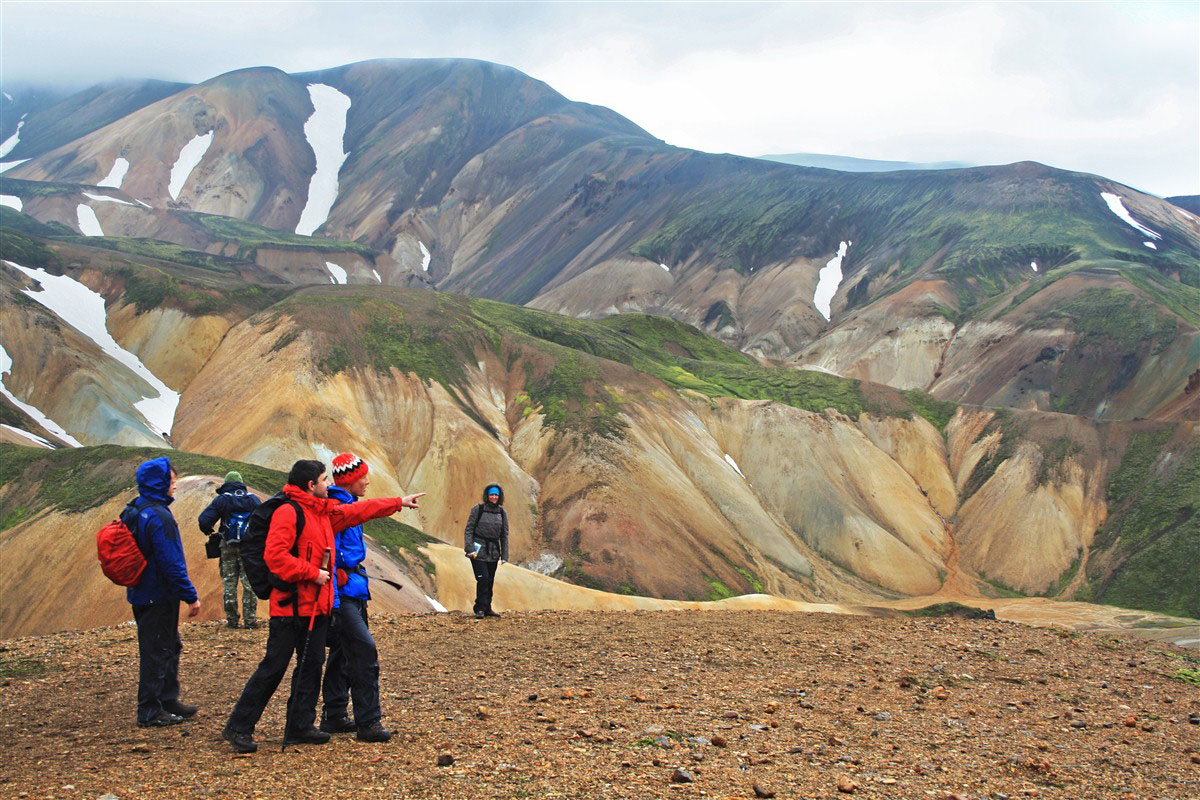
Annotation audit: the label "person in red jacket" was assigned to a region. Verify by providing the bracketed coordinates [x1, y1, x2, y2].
[222, 459, 424, 753]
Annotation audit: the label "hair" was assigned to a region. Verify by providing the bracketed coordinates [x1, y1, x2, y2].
[288, 460, 326, 490]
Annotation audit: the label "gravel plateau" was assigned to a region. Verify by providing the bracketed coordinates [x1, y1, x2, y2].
[0, 611, 1197, 799]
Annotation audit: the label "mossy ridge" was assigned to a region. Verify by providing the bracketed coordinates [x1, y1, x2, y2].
[68, 236, 249, 275]
[1087, 431, 1199, 619]
[180, 212, 377, 259]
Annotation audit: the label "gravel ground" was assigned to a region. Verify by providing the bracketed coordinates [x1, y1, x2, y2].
[0, 611, 1197, 800]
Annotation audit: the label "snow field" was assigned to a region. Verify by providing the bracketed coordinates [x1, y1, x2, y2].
[168, 132, 214, 201]
[724, 453, 746, 479]
[0, 159, 28, 174]
[419, 241, 431, 272]
[1100, 192, 1162, 243]
[0, 114, 25, 158]
[813, 241, 852, 321]
[6, 261, 179, 438]
[76, 205, 103, 236]
[1, 424, 53, 448]
[0, 195, 21, 211]
[659, 263, 670, 272]
[425, 595, 448, 613]
[295, 84, 352, 236]
[325, 262, 347, 284]
[0, 343, 83, 447]
[82, 192, 136, 206]
[371, 269, 382, 283]
[97, 157, 130, 189]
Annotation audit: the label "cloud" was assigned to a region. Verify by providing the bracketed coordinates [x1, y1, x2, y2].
[0, 1, 1195, 195]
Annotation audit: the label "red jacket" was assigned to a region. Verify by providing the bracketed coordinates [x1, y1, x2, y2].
[265, 484, 407, 617]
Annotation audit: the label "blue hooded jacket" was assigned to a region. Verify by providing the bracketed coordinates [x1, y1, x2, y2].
[329, 485, 369, 604]
[122, 457, 199, 606]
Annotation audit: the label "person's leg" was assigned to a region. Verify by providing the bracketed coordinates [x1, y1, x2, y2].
[161, 601, 182, 704]
[285, 614, 329, 734]
[321, 604, 351, 726]
[482, 560, 498, 614]
[133, 603, 171, 723]
[338, 598, 382, 728]
[226, 617, 298, 734]
[471, 558, 490, 615]
[220, 541, 240, 626]
[236, 549, 257, 627]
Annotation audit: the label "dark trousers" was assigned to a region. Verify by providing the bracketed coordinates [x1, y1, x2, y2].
[226, 615, 329, 735]
[471, 558, 499, 614]
[322, 597, 381, 727]
[132, 602, 182, 724]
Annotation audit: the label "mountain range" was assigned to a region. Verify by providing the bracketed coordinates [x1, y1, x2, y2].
[0, 59, 1196, 635]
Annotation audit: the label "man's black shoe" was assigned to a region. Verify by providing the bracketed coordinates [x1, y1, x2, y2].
[356, 722, 392, 743]
[474, 610, 485, 619]
[284, 727, 331, 745]
[137, 711, 184, 727]
[320, 715, 356, 734]
[222, 725, 258, 753]
[163, 700, 199, 718]
[484, 609, 502, 618]
[243, 620, 259, 629]
[225, 618, 239, 629]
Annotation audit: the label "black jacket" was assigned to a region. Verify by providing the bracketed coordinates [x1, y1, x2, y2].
[464, 484, 509, 563]
[198, 481, 261, 538]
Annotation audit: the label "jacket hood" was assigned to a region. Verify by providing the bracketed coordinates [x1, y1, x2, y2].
[328, 485, 356, 504]
[216, 481, 248, 495]
[482, 483, 504, 505]
[136, 457, 174, 505]
[283, 483, 338, 513]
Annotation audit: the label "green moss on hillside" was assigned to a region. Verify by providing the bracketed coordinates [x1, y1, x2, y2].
[182, 212, 376, 259]
[72, 237, 248, 274]
[1088, 432, 1200, 619]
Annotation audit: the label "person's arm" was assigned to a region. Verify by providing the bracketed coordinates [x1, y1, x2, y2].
[264, 503, 321, 584]
[330, 493, 425, 532]
[463, 504, 481, 557]
[145, 509, 199, 604]
[501, 508, 509, 563]
[197, 494, 225, 535]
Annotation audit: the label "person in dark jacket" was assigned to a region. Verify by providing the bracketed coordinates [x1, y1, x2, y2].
[222, 459, 424, 754]
[320, 453, 391, 742]
[198, 470, 262, 629]
[121, 456, 202, 727]
[464, 483, 508, 619]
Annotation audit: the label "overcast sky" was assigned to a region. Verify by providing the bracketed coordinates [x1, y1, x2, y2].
[1, 1, 1195, 196]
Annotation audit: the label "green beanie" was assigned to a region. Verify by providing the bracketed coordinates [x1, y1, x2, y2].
[224, 470, 243, 484]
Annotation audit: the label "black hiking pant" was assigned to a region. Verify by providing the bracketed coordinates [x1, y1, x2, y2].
[132, 602, 182, 724]
[322, 597, 381, 727]
[226, 615, 329, 735]
[471, 558, 499, 614]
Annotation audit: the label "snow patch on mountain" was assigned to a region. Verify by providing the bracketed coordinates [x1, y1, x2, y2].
[419, 241, 431, 272]
[0, 343, 82, 447]
[325, 261, 347, 284]
[97, 157, 130, 189]
[1100, 192, 1162, 241]
[724, 453, 746, 479]
[0, 195, 21, 212]
[372, 269, 382, 283]
[1, 424, 53, 448]
[82, 192, 135, 207]
[813, 241, 851, 321]
[76, 205, 103, 236]
[1030, 261, 1038, 272]
[0, 159, 28, 174]
[1144, 241, 1158, 250]
[424, 595, 448, 613]
[295, 84, 351, 236]
[168, 132, 213, 201]
[659, 263, 670, 272]
[6, 261, 179, 438]
[0, 114, 25, 158]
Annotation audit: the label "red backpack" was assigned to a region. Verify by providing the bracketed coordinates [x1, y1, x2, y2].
[96, 516, 147, 586]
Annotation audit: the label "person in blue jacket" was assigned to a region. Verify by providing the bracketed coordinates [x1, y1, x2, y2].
[120, 456, 202, 727]
[319, 453, 392, 743]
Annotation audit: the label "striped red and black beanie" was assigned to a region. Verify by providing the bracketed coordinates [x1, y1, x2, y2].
[331, 452, 368, 486]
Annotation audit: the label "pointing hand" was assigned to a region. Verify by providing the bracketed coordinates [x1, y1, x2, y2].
[402, 492, 426, 509]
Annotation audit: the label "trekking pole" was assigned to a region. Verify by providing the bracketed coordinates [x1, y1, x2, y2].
[282, 546, 330, 752]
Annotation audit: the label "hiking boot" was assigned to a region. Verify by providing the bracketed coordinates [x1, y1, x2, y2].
[163, 700, 199, 718]
[222, 725, 258, 753]
[137, 711, 184, 727]
[474, 610, 485, 619]
[356, 721, 392, 743]
[242, 620, 259, 629]
[320, 715, 356, 734]
[284, 727, 331, 745]
[484, 609, 502, 618]
[225, 618, 239, 629]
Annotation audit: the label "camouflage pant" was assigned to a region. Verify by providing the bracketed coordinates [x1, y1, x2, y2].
[220, 539, 257, 625]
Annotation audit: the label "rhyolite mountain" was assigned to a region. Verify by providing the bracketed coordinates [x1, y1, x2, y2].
[0, 226, 1196, 633]
[0, 59, 1197, 632]
[2, 58, 1197, 422]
